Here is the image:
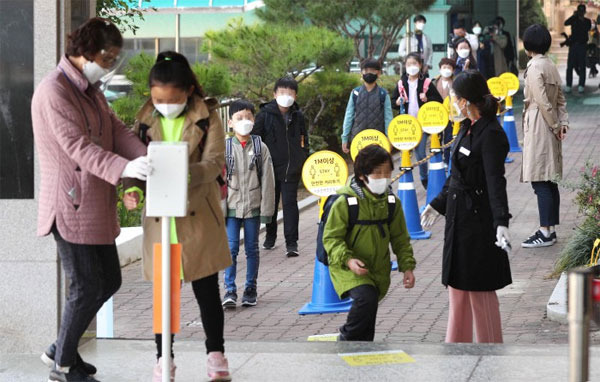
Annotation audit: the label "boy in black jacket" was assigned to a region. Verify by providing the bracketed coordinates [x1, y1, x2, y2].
[251, 77, 309, 257]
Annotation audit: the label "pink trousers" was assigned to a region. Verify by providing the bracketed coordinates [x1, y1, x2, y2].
[445, 286, 503, 343]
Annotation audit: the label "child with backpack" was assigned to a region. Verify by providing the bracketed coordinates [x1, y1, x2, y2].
[122, 51, 231, 382]
[392, 52, 443, 190]
[222, 100, 275, 308]
[322, 144, 416, 341]
[341, 58, 393, 154]
[433, 57, 457, 166]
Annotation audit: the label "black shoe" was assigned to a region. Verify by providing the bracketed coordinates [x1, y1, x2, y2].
[42, 343, 97, 376]
[550, 231, 557, 243]
[286, 250, 299, 258]
[222, 291, 237, 308]
[241, 287, 257, 307]
[262, 239, 275, 250]
[521, 230, 555, 248]
[48, 365, 100, 382]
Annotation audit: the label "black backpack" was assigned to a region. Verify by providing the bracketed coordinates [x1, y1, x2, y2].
[316, 193, 396, 266]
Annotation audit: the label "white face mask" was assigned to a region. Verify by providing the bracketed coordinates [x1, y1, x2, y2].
[457, 49, 470, 59]
[452, 101, 467, 122]
[406, 65, 420, 76]
[83, 61, 110, 85]
[233, 119, 254, 136]
[155, 103, 186, 120]
[440, 68, 453, 78]
[276, 95, 295, 108]
[472, 26, 482, 35]
[415, 22, 425, 31]
[366, 176, 391, 195]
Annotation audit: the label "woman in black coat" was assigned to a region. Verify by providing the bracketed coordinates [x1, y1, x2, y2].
[420, 70, 512, 344]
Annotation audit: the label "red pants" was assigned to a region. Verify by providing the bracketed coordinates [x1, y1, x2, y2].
[445, 286, 503, 343]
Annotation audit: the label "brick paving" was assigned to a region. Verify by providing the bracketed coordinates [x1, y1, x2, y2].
[112, 82, 600, 346]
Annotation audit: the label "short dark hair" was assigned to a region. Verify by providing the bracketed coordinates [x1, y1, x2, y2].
[229, 99, 255, 118]
[361, 58, 382, 71]
[149, 51, 205, 98]
[452, 70, 499, 120]
[439, 57, 456, 69]
[523, 24, 552, 54]
[414, 14, 426, 23]
[453, 20, 465, 30]
[353, 145, 394, 188]
[578, 4, 586, 12]
[273, 76, 298, 93]
[494, 16, 506, 26]
[66, 17, 123, 60]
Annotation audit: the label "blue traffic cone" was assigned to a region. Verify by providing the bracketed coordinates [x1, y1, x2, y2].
[426, 135, 447, 206]
[503, 96, 522, 153]
[497, 106, 513, 163]
[299, 257, 353, 315]
[397, 152, 431, 240]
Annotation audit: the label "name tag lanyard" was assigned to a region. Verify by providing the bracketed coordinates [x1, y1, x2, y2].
[60, 68, 103, 142]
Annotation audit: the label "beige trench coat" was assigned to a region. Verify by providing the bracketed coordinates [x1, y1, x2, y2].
[128, 95, 231, 282]
[521, 54, 569, 182]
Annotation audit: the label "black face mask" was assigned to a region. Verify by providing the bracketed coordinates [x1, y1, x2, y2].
[363, 73, 378, 84]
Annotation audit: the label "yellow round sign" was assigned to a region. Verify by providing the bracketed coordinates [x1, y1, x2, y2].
[499, 72, 520, 96]
[417, 101, 449, 135]
[350, 129, 392, 161]
[387, 114, 423, 151]
[443, 96, 451, 113]
[487, 77, 507, 101]
[302, 150, 348, 197]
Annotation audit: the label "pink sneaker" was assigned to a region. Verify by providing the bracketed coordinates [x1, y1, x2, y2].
[153, 357, 176, 382]
[207, 352, 231, 381]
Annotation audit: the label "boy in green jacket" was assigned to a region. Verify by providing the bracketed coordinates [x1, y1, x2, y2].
[323, 145, 416, 341]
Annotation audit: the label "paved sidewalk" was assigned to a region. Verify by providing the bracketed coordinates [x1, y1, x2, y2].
[111, 87, 600, 346]
[5, 339, 600, 382]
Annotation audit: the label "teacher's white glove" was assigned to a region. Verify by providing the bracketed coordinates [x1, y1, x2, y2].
[121, 156, 150, 181]
[420, 204, 440, 227]
[495, 225, 511, 253]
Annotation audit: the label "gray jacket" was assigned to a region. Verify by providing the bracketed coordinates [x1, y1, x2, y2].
[224, 136, 275, 222]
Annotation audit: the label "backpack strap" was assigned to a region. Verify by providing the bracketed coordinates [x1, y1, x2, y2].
[397, 80, 407, 114]
[250, 135, 263, 186]
[354, 194, 397, 238]
[225, 137, 234, 181]
[345, 196, 359, 232]
[138, 123, 151, 145]
[423, 77, 432, 95]
[386, 194, 396, 225]
[351, 86, 362, 108]
[379, 88, 387, 107]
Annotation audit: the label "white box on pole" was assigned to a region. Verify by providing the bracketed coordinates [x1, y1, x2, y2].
[146, 141, 189, 217]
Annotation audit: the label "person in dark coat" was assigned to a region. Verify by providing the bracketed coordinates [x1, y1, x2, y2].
[420, 70, 512, 344]
[252, 77, 309, 257]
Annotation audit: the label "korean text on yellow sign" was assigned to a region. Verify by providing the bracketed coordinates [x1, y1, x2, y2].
[301, 150, 348, 197]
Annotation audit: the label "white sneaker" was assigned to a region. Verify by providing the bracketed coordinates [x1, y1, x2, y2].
[153, 357, 176, 382]
[565, 86, 572, 93]
[578, 86, 585, 93]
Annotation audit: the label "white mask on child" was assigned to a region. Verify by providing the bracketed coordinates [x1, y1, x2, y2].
[457, 49, 470, 59]
[472, 26, 482, 35]
[440, 68, 453, 78]
[155, 103, 186, 119]
[233, 119, 254, 136]
[366, 177, 391, 195]
[406, 66, 420, 76]
[276, 95, 295, 108]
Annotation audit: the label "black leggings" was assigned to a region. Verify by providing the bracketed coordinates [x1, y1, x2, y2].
[155, 273, 225, 359]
